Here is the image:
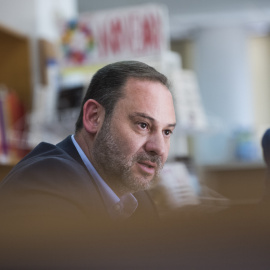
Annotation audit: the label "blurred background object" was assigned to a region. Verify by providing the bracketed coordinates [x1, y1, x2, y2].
[0, 0, 270, 212]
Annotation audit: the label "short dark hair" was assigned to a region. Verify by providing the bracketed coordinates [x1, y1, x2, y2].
[75, 60, 169, 132]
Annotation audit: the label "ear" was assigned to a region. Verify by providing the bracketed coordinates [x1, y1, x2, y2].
[82, 99, 105, 134]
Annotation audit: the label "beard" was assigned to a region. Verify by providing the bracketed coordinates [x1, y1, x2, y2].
[91, 117, 163, 194]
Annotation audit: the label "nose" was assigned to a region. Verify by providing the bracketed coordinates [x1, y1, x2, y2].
[144, 132, 167, 158]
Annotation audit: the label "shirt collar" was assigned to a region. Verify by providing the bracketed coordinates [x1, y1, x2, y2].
[71, 135, 138, 220]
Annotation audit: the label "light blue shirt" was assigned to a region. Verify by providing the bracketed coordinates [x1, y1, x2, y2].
[71, 135, 138, 220]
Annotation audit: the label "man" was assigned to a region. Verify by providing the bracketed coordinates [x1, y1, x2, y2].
[0, 61, 176, 228]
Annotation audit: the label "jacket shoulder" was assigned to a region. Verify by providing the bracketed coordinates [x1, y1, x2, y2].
[0, 140, 106, 220]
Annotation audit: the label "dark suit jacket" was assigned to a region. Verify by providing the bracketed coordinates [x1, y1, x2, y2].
[0, 136, 158, 231]
[0, 136, 160, 268]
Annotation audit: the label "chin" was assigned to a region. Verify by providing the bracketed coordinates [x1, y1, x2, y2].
[128, 175, 157, 193]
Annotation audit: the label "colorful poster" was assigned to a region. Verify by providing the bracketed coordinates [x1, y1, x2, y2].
[60, 4, 169, 67]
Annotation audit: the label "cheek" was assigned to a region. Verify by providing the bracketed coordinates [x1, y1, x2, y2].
[114, 130, 145, 158]
[120, 136, 143, 157]
[161, 141, 170, 163]
[112, 128, 141, 157]
[109, 119, 146, 157]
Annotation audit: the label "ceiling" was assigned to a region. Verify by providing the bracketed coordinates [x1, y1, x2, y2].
[77, 0, 270, 39]
[78, 0, 270, 15]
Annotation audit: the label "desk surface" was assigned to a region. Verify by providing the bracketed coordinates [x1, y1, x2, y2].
[200, 160, 266, 171]
[198, 161, 267, 204]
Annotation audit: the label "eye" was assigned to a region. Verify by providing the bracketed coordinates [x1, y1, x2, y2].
[138, 122, 148, 130]
[164, 130, 173, 137]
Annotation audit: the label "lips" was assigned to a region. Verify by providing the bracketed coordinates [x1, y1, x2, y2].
[137, 161, 156, 175]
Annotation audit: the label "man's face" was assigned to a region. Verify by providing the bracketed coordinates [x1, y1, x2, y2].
[92, 78, 176, 195]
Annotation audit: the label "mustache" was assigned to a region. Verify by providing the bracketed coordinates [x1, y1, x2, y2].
[133, 153, 163, 168]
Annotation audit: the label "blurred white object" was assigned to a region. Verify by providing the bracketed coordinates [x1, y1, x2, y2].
[149, 162, 199, 214]
[171, 69, 208, 132]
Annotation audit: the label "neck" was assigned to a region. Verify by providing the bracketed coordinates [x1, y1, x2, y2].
[74, 130, 131, 197]
[74, 129, 94, 162]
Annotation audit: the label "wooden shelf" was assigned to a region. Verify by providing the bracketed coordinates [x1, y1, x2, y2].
[0, 24, 32, 180]
[0, 24, 32, 111]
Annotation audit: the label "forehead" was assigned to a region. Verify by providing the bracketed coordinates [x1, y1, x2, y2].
[115, 78, 176, 122]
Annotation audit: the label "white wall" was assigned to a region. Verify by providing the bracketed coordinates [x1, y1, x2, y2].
[0, 0, 36, 35]
[0, 0, 77, 38]
[36, 0, 77, 41]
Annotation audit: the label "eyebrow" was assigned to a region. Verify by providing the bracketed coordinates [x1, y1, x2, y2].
[129, 112, 176, 128]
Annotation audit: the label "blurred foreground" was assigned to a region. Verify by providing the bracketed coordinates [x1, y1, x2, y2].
[1, 199, 270, 269]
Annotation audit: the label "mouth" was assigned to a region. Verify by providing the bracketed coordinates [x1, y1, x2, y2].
[137, 161, 157, 175]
